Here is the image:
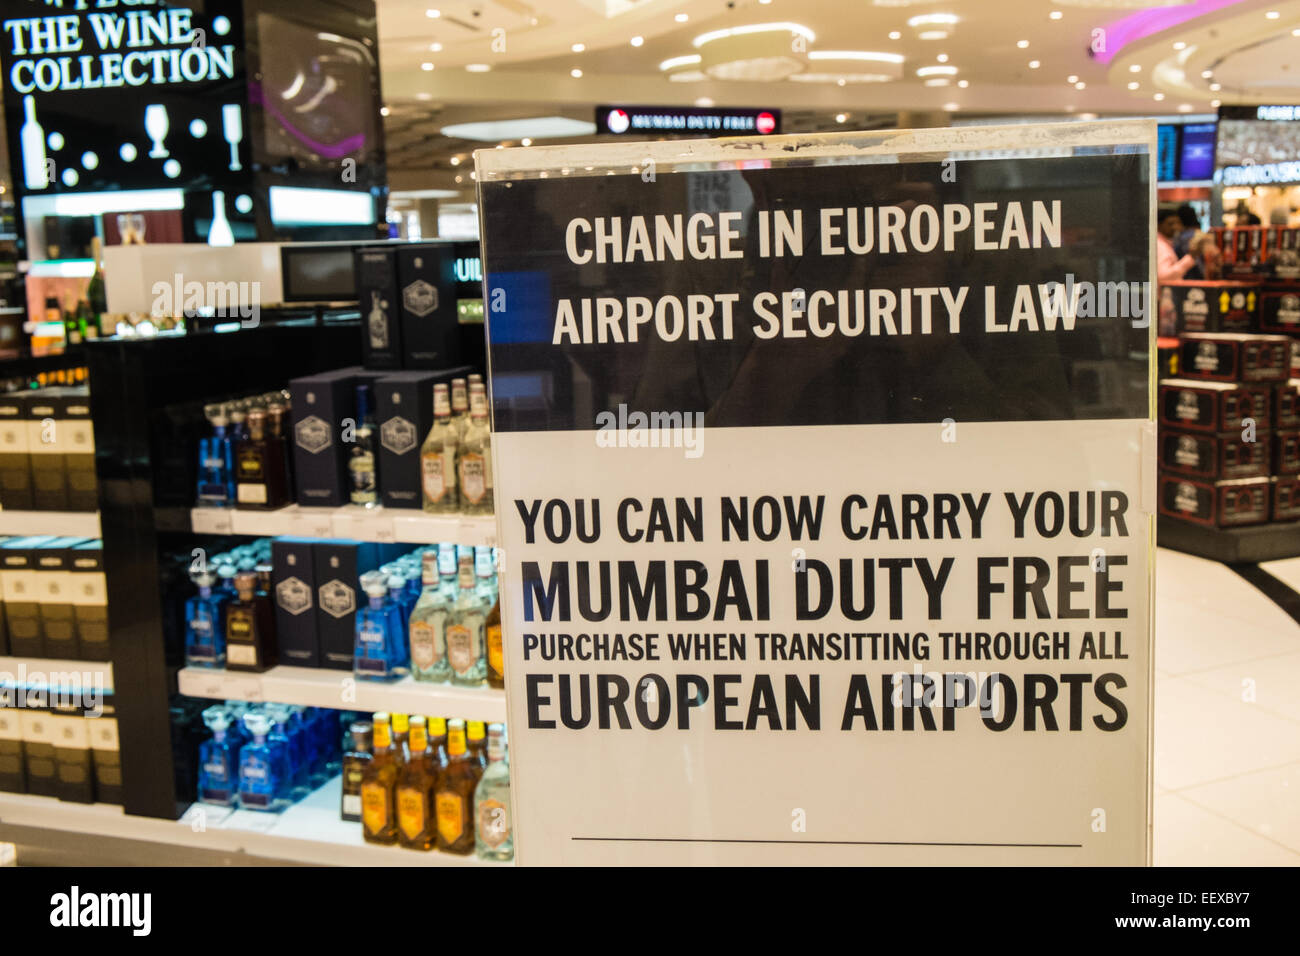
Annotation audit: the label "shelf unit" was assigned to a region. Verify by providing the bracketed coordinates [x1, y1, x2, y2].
[0, 509, 100, 537]
[0, 781, 508, 866]
[177, 665, 506, 721]
[190, 505, 497, 546]
[0, 656, 114, 691]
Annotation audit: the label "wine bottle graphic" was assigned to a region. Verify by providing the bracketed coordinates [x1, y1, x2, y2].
[368, 291, 388, 347]
[207, 191, 235, 247]
[223, 105, 243, 171]
[21, 95, 49, 191]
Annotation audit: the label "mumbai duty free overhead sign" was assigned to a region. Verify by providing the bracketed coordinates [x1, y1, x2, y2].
[597, 104, 780, 137]
[477, 121, 1156, 866]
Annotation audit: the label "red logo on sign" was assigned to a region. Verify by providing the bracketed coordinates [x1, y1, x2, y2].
[756, 112, 776, 134]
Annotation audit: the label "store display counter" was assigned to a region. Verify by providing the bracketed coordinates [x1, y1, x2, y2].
[177, 665, 507, 722]
[189, 505, 497, 547]
[0, 510, 100, 537]
[0, 655, 113, 689]
[0, 780, 509, 866]
[1158, 515, 1300, 563]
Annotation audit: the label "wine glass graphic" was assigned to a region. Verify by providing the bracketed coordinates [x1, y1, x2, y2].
[145, 104, 169, 158]
[222, 105, 243, 171]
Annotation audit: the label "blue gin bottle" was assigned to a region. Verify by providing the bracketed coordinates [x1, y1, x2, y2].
[264, 708, 298, 807]
[184, 570, 229, 667]
[354, 577, 407, 681]
[197, 707, 240, 806]
[196, 404, 235, 506]
[237, 711, 283, 811]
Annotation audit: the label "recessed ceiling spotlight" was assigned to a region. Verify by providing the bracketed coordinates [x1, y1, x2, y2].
[1067, 75, 1078, 83]
[1173, 41, 1186, 50]
[1127, 81, 1139, 90]
[521, 138, 532, 146]
[1211, 99, 1221, 107]
[470, 172, 476, 180]
[380, 106, 390, 116]
[937, 53, 949, 62]
[889, 31, 901, 40]
[923, 77, 950, 87]
[1266, 10, 1280, 19]
[1210, 82, 1221, 91]
[696, 97, 715, 107]
[1029, 60, 1040, 69]
[1017, 40, 1029, 49]
[1201, 70, 1213, 78]
[907, 13, 959, 27]
[1129, 64, 1141, 73]
[918, 31, 948, 40]
[426, 8, 440, 18]
[454, 174, 462, 183]
[571, 43, 585, 52]
[836, 113, 847, 123]
[1179, 104, 1192, 112]
[1049, 10, 1062, 20]
[675, 13, 688, 22]
[630, 36, 644, 47]
[450, 156, 461, 166]
[571, 68, 583, 78]
[1294, 27, 1300, 36]
[416, 92, 432, 100]
[944, 102, 960, 111]
[495, 144, 504, 149]
[421, 62, 434, 71]
[837, 78, 846, 86]
[1153, 92, 1165, 101]
[957, 79, 968, 88]
[466, 63, 491, 72]
[916, 65, 958, 76]
[430, 42, 442, 52]
[1075, 81, 1086, 90]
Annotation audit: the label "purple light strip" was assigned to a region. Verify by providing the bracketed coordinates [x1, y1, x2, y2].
[1094, 0, 1248, 65]
[248, 82, 367, 159]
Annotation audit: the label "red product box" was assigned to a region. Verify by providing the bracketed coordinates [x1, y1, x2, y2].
[1180, 333, 1292, 384]
[1275, 429, 1300, 475]
[1276, 379, 1300, 429]
[1158, 474, 1270, 528]
[1159, 428, 1271, 480]
[1272, 475, 1300, 522]
[1159, 378, 1271, 433]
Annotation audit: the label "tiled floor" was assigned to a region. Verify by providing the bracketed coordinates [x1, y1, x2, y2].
[1155, 548, 1300, 866]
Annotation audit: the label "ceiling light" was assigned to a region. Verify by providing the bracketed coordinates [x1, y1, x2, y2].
[631, 36, 644, 46]
[1049, 10, 1062, 19]
[421, 62, 434, 71]
[441, 117, 597, 140]
[1209, 82, 1221, 91]
[916, 65, 958, 76]
[918, 31, 948, 40]
[470, 172, 475, 180]
[380, 106, 390, 116]
[1017, 40, 1029, 49]
[1201, 70, 1212, 78]
[1153, 92, 1165, 101]
[426, 8, 440, 18]
[571, 43, 584, 52]
[416, 92, 432, 101]
[943, 102, 959, 111]
[1075, 81, 1085, 89]
[659, 54, 702, 71]
[676, 13, 689, 22]
[1029, 60, 1040, 69]
[937, 53, 949, 62]
[1129, 64, 1141, 73]
[449, 156, 460, 165]
[1067, 75, 1079, 83]
[695, 97, 715, 107]
[808, 50, 904, 64]
[889, 31, 901, 39]
[1179, 103, 1192, 112]
[836, 113, 847, 123]
[693, 23, 817, 47]
[907, 13, 959, 27]
[466, 63, 491, 72]
[838, 78, 846, 85]
[570, 68, 583, 78]
[1127, 81, 1139, 89]
[1211, 99, 1221, 107]
[1173, 41, 1186, 50]
[495, 144, 504, 149]
[454, 174, 462, 183]
[760, 0, 772, 4]
[957, 79, 968, 88]
[1294, 28, 1300, 36]
[1266, 10, 1280, 19]
[521, 138, 532, 146]
[430, 42, 442, 52]
[923, 77, 950, 86]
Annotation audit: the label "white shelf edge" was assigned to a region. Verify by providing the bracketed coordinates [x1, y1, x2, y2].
[178, 665, 507, 722]
[0, 784, 509, 867]
[0, 656, 113, 692]
[0, 510, 101, 538]
[190, 506, 496, 546]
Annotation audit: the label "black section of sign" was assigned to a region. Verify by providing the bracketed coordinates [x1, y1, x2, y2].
[482, 154, 1150, 433]
[595, 104, 780, 136]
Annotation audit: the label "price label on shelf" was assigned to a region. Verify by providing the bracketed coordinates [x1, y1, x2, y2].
[192, 509, 234, 535]
[373, 522, 397, 543]
[288, 510, 334, 539]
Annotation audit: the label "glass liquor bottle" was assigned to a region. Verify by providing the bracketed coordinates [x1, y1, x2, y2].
[391, 712, 411, 762]
[450, 377, 469, 440]
[446, 553, 487, 686]
[396, 716, 438, 851]
[340, 720, 372, 822]
[387, 571, 414, 648]
[485, 590, 503, 688]
[184, 569, 229, 667]
[360, 713, 400, 845]
[197, 707, 240, 807]
[409, 551, 450, 683]
[349, 384, 379, 508]
[354, 577, 407, 681]
[225, 570, 277, 672]
[264, 706, 299, 805]
[474, 723, 512, 861]
[234, 408, 290, 509]
[196, 404, 235, 507]
[438, 542, 458, 593]
[457, 383, 493, 515]
[427, 716, 449, 769]
[270, 704, 310, 800]
[434, 718, 478, 855]
[420, 383, 458, 513]
[237, 711, 284, 811]
[467, 720, 488, 770]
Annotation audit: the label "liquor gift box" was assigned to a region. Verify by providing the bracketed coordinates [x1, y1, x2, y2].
[25, 392, 67, 511]
[0, 698, 24, 793]
[1159, 429, 1270, 480]
[51, 702, 94, 804]
[1158, 474, 1270, 528]
[52, 387, 96, 512]
[1277, 379, 1300, 429]
[312, 540, 382, 670]
[1165, 280, 1259, 333]
[1272, 475, 1300, 522]
[1159, 379, 1271, 433]
[1258, 286, 1300, 335]
[290, 367, 365, 508]
[0, 536, 53, 658]
[357, 247, 403, 370]
[88, 694, 121, 805]
[396, 244, 460, 370]
[272, 537, 319, 667]
[1179, 333, 1291, 384]
[375, 367, 472, 510]
[1276, 429, 1300, 475]
[20, 708, 57, 798]
[0, 391, 32, 510]
[71, 540, 109, 662]
[36, 537, 89, 660]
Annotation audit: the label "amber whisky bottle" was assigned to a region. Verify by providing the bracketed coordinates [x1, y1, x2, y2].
[434, 718, 478, 854]
[396, 716, 438, 851]
[225, 570, 277, 671]
[361, 713, 399, 845]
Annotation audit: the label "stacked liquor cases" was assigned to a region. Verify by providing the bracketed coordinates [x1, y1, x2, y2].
[1157, 224, 1300, 562]
[0, 323, 511, 866]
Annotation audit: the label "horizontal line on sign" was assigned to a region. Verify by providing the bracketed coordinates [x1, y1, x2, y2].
[572, 837, 1081, 848]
